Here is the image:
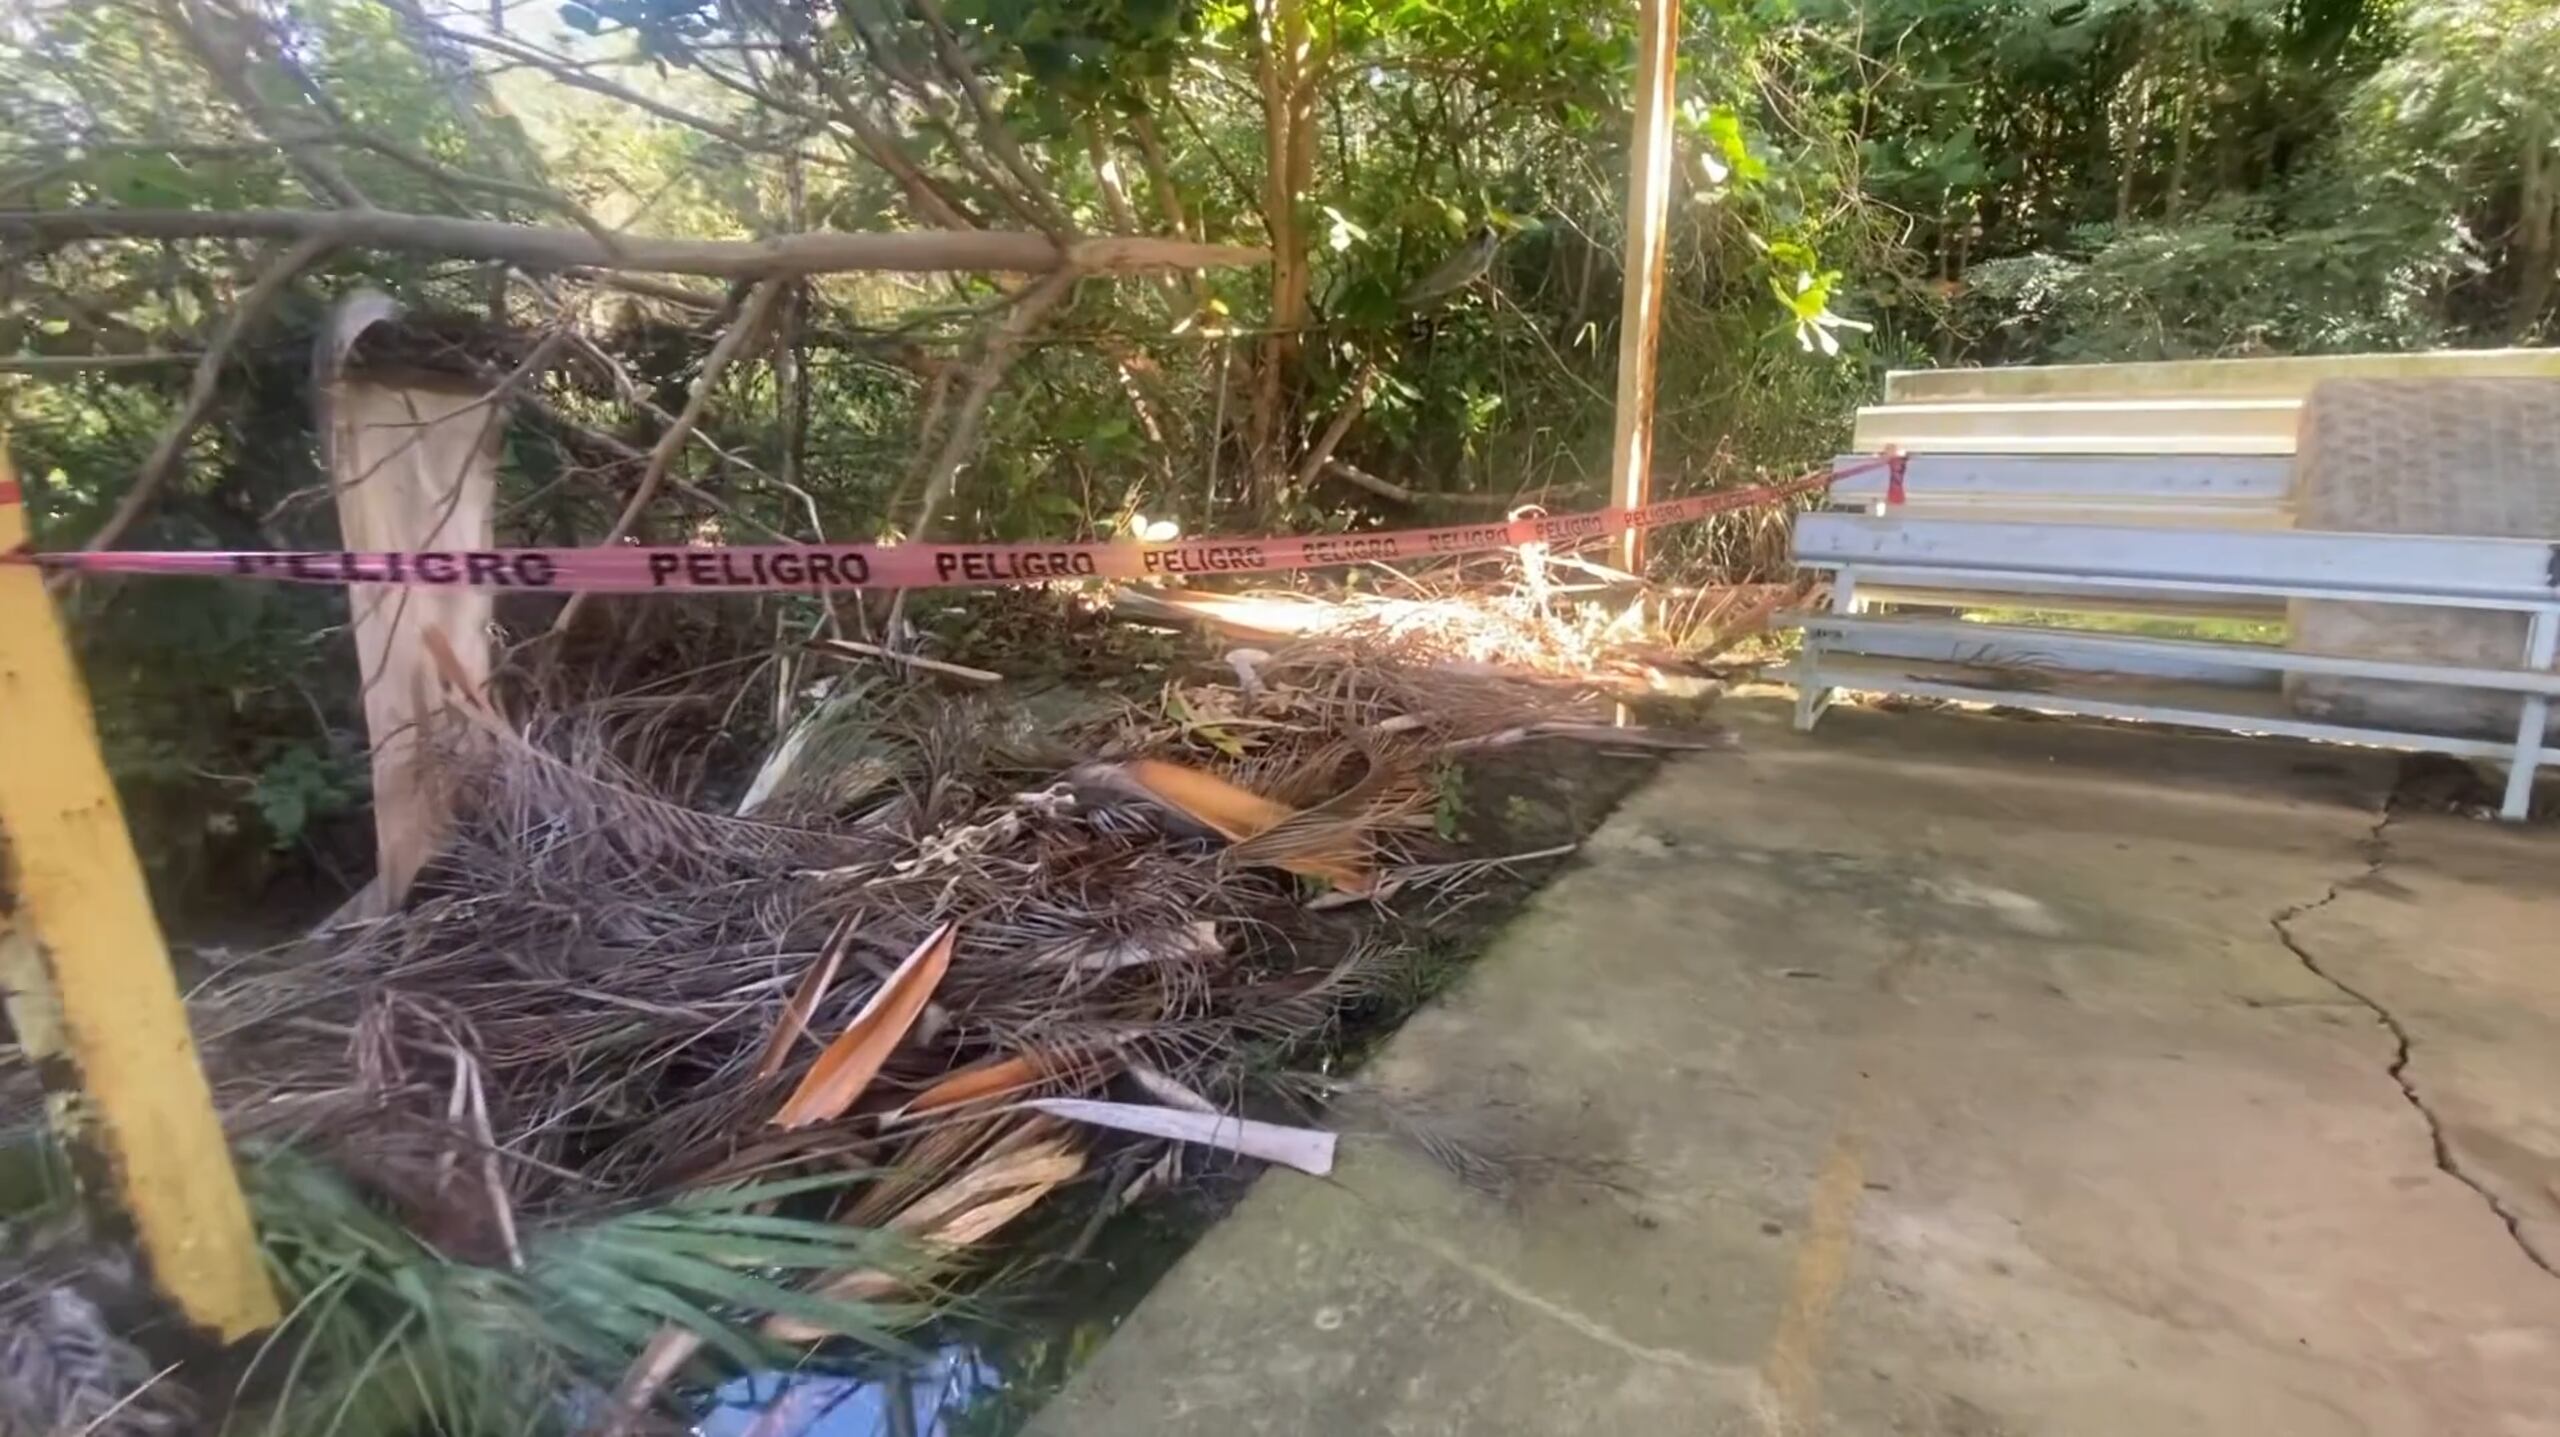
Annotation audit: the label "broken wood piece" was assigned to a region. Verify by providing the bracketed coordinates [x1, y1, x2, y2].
[772, 922, 958, 1128]
[1026, 1097, 1336, 1176]
[590, 1325, 704, 1437]
[888, 1141, 1086, 1240]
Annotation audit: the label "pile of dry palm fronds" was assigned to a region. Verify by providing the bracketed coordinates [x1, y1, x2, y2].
[1105, 549, 1805, 701]
[21, 610, 1705, 1433]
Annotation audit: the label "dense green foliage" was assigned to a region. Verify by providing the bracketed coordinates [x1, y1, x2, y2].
[2, 0, 2554, 907]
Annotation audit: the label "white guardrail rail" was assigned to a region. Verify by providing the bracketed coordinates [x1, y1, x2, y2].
[1785, 514, 2560, 820]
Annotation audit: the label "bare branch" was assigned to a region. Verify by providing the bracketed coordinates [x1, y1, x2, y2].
[2, 208, 1267, 277]
[164, 0, 371, 208]
[549, 281, 784, 634]
[563, 268, 725, 310]
[0, 352, 203, 373]
[1127, 113, 1191, 239]
[498, 381, 804, 547]
[1319, 459, 1516, 508]
[808, 638, 1000, 684]
[423, 23, 831, 168]
[727, 0, 986, 230]
[59, 234, 335, 578]
[561, 330, 794, 502]
[1084, 123, 1140, 234]
[1126, 112, 1210, 310]
[332, 128, 627, 253]
[908, 0, 1071, 235]
[910, 267, 1080, 537]
[600, 284, 783, 548]
[1317, 458, 1417, 504]
[1291, 367, 1373, 492]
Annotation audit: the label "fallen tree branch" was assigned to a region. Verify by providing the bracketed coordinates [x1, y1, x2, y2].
[563, 268, 724, 310]
[808, 638, 1001, 684]
[56, 234, 335, 582]
[1319, 459, 1516, 508]
[550, 281, 783, 635]
[334, 128, 627, 254]
[1, 208, 1269, 278]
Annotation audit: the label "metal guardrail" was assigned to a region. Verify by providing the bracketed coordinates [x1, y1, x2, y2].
[1787, 515, 2560, 820]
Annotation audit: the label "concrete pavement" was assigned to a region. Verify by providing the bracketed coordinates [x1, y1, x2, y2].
[1031, 703, 2560, 1436]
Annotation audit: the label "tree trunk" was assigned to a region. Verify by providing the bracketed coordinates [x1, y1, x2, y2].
[1247, 0, 1312, 506]
[2513, 121, 2557, 339]
[779, 151, 809, 493]
[2115, 67, 2145, 226]
[2163, 32, 2199, 221]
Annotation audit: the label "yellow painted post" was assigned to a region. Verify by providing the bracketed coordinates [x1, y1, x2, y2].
[0, 455, 278, 1340]
[1607, 0, 1680, 575]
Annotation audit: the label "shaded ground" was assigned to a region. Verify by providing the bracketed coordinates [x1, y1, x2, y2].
[1029, 699, 2560, 1436]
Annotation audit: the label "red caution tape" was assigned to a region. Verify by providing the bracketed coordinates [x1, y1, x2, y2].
[8, 459, 1877, 593]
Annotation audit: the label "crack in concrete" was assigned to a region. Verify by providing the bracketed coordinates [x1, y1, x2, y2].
[1336, 1179, 1750, 1388]
[2269, 805, 2558, 1282]
[1394, 1223, 1751, 1386]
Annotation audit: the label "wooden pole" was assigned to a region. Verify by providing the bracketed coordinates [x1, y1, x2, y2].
[1608, 0, 1680, 574]
[0, 454, 278, 1340]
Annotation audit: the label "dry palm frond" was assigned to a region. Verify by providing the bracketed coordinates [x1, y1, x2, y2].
[752, 916, 857, 1082]
[1103, 758, 1374, 890]
[767, 1131, 1088, 1343]
[773, 923, 959, 1129]
[894, 1048, 1093, 1119]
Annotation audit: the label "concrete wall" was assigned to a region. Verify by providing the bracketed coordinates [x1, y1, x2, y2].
[1884, 349, 2560, 404]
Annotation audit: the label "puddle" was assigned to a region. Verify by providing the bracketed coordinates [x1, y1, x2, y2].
[706, 1180, 1225, 1436]
[697, 1348, 997, 1436]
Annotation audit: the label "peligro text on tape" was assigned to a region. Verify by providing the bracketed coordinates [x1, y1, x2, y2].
[9, 462, 1875, 593]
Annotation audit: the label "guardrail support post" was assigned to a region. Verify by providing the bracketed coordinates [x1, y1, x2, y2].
[2502, 608, 2556, 821]
[0, 457, 278, 1340]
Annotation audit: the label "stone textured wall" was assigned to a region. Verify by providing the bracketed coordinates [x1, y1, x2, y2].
[2287, 379, 2560, 738]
